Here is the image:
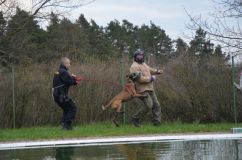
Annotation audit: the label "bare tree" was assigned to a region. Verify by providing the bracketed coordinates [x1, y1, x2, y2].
[186, 0, 242, 56]
[1, 0, 96, 19]
[0, 0, 18, 20]
[30, 0, 96, 19]
[0, 0, 96, 66]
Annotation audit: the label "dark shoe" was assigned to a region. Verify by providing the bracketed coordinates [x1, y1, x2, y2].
[152, 121, 161, 126]
[62, 122, 73, 130]
[132, 118, 140, 127]
[62, 125, 73, 130]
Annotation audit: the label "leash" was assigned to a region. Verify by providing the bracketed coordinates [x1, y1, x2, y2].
[76, 76, 122, 88]
[52, 77, 122, 100]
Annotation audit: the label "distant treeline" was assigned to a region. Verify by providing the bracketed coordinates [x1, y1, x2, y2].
[0, 8, 226, 64]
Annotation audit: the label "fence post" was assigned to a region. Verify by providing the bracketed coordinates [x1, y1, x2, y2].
[12, 65, 16, 128]
[232, 55, 237, 124]
[120, 56, 126, 124]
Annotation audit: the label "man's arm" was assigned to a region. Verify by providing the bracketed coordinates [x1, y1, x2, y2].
[144, 63, 164, 75]
[60, 70, 77, 86]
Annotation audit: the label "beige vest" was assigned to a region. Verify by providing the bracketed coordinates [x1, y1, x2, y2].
[130, 62, 157, 93]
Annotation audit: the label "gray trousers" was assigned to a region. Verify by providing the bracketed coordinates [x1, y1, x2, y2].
[133, 90, 161, 123]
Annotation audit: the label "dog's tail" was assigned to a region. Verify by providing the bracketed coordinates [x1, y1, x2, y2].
[102, 103, 110, 110]
[102, 99, 113, 111]
[102, 104, 106, 110]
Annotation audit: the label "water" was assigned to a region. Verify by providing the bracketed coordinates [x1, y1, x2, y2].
[1, 139, 242, 160]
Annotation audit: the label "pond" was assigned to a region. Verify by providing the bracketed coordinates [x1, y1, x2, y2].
[1, 137, 242, 160]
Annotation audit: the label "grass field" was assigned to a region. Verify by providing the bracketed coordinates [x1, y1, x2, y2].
[0, 122, 241, 142]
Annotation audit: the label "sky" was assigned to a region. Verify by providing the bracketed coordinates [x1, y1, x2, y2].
[16, 0, 215, 40]
[68, 0, 215, 40]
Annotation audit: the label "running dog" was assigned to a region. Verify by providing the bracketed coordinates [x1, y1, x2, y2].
[102, 72, 146, 127]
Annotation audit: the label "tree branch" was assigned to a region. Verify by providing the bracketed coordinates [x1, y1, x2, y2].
[32, 0, 51, 16]
[0, 0, 7, 6]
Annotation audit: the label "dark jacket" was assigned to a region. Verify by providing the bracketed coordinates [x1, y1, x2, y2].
[52, 64, 77, 98]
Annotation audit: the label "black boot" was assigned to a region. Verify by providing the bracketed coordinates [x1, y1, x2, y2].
[132, 117, 140, 127]
[152, 120, 161, 126]
[62, 121, 73, 130]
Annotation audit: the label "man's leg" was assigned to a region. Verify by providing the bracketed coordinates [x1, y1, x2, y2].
[63, 99, 77, 130]
[54, 100, 67, 128]
[150, 91, 161, 126]
[132, 91, 153, 127]
[55, 98, 77, 130]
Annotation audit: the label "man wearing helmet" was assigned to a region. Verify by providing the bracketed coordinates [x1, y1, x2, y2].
[130, 50, 164, 127]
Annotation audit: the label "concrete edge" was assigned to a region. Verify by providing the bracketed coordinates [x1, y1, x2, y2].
[0, 133, 242, 150]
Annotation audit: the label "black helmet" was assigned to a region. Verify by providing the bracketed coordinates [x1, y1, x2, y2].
[133, 50, 144, 63]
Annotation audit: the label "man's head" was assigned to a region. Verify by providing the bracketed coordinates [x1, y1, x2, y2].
[133, 50, 145, 64]
[61, 57, 71, 69]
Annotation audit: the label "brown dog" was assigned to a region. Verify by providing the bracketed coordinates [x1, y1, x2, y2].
[102, 73, 146, 127]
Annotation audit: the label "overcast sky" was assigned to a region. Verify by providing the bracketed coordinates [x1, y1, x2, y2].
[68, 0, 214, 40]
[16, 0, 214, 40]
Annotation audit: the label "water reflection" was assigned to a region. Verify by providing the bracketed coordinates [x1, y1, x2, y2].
[55, 147, 74, 160]
[0, 138, 241, 160]
[159, 139, 242, 160]
[116, 144, 156, 160]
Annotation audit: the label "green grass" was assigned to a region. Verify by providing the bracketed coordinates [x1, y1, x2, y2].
[0, 122, 241, 142]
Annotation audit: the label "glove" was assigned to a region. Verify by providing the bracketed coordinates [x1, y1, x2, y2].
[156, 68, 164, 74]
[75, 76, 84, 81]
[75, 76, 84, 84]
[150, 75, 156, 82]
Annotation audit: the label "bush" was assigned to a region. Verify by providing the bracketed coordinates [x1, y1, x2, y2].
[0, 55, 241, 128]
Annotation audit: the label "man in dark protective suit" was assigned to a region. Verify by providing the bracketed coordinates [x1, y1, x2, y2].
[52, 57, 81, 130]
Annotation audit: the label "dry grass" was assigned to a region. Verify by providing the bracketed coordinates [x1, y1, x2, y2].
[0, 55, 241, 128]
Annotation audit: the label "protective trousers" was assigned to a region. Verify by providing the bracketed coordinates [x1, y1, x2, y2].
[133, 90, 161, 124]
[54, 91, 77, 128]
